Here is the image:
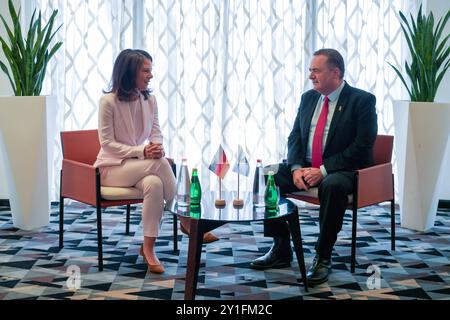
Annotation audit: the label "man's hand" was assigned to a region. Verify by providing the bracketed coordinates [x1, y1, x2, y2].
[292, 168, 311, 190]
[144, 143, 165, 159]
[303, 167, 324, 187]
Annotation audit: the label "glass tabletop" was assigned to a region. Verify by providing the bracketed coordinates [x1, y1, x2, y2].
[168, 191, 292, 222]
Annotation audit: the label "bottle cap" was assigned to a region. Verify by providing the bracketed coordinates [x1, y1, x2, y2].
[257, 159, 262, 163]
[268, 170, 274, 175]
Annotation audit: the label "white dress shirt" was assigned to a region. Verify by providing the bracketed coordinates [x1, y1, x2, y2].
[291, 80, 345, 177]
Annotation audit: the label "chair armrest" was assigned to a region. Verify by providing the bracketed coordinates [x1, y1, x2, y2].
[166, 157, 176, 176]
[61, 159, 98, 205]
[356, 163, 393, 208]
[166, 157, 174, 166]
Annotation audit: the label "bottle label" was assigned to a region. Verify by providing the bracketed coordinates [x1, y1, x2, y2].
[177, 194, 190, 206]
[190, 204, 201, 218]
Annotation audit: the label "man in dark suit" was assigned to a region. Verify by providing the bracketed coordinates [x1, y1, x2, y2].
[250, 49, 377, 285]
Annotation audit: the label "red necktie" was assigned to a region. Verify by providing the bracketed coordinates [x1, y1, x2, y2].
[311, 96, 329, 168]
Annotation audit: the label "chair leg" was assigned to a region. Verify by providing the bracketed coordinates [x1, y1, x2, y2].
[96, 204, 104, 271]
[59, 197, 64, 248]
[173, 214, 178, 252]
[351, 206, 357, 273]
[126, 204, 131, 235]
[391, 199, 395, 251]
[391, 174, 395, 251]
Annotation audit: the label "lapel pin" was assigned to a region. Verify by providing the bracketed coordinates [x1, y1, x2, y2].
[338, 106, 343, 112]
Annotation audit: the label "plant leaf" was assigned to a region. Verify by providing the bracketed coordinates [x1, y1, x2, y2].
[388, 62, 413, 99]
[392, 5, 450, 102]
[0, 60, 17, 93]
[0, 0, 63, 96]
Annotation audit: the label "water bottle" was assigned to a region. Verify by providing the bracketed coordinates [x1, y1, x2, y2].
[177, 158, 190, 206]
[264, 170, 278, 211]
[252, 159, 266, 207]
[190, 168, 202, 206]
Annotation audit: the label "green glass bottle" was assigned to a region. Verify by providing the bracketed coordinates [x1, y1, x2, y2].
[264, 170, 278, 212]
[190, 168, 202, 206]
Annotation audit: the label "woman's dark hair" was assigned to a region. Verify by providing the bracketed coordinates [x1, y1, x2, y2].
[104, 49, 153, 101]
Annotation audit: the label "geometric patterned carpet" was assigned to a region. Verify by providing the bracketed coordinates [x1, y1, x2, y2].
[0, 201, 449, 300]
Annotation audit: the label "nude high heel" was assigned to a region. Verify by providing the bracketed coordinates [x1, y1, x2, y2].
[180, 224, 219, 243]
[140, 245, 164, 274]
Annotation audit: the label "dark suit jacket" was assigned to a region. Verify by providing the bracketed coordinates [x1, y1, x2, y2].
[287, 82, 377, 173]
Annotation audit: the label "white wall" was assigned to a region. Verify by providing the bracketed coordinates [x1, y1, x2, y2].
[426, 0, 450, 103]
[0, 0, 20, 199]
[426, 0, 450, 201]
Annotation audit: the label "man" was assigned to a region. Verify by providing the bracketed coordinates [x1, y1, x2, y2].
[250, 49, 377, 285]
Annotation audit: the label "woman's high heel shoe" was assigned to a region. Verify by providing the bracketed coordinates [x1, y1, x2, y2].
[139, 245, 164, 274]
[180, 224, 219, 243]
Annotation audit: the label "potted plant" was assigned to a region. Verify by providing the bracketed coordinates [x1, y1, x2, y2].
[389, 5, 450, 231]
[0, 0, 62, 230]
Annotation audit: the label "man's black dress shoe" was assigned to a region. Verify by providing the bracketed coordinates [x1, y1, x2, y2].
[306, 256, 331, 285]
[250, 238, 292, 270]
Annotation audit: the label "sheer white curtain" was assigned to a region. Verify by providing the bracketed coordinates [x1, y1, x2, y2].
[34, 0, 135, 198]
[315, 0, 417, 134]
[144, 0, 311, 191]
[32, 0, 417, 198]
[313, 0, 417, 195]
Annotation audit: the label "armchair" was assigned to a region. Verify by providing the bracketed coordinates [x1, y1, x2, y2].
[59, 130, 177, 271]
[287, 135, 395, 273]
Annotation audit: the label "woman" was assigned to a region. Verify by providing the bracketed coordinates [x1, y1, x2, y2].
[94, 49, 216, 275]
[94, 49, 175, 274]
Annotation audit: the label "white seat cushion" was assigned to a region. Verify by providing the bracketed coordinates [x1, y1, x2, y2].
[290, 188, 353, 204]
[101, 186, 143, 201]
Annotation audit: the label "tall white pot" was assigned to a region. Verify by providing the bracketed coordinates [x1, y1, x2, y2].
[393, 101, 450, 231]
[0, 96, 57, 230]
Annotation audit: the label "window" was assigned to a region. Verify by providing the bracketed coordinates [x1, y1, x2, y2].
[31, 0, 417, 198]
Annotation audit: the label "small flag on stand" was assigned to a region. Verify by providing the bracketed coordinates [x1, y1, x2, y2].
[232, 145, 250, 176]
[232, 145, 249, 207]
[208, 145, 230, 206]
[208, 145, 230, 178]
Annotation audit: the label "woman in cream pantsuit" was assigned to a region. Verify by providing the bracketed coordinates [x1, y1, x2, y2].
[94, 49, 175, 274]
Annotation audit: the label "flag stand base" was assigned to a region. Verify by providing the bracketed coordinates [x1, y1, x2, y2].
[215, 199, 226, 208]
[233, 199, 244, 208]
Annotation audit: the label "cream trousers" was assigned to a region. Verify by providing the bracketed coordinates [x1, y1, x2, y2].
[99, 158, 176, 237]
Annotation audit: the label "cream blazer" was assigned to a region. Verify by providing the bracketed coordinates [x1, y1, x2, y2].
[94, 92, 163, 168]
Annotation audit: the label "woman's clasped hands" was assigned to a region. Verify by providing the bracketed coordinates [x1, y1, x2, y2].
[144, 142, 165, 159]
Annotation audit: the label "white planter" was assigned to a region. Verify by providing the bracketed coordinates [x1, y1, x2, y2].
[393, 101, 450, 231]
[0, 96, 57, 230]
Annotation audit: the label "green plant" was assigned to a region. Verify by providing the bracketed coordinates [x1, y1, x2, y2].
[389, 5, 450, 102]
[0, 0, 62, 96]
